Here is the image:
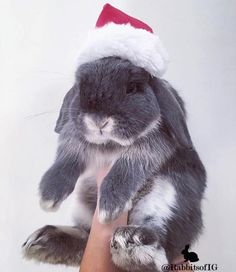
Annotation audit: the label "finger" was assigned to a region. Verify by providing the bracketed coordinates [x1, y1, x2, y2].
[96, 168, 110, 187]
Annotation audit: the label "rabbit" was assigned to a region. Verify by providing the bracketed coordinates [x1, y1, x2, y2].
[22, 56, 206, 272]
[181, 244, 199, 262]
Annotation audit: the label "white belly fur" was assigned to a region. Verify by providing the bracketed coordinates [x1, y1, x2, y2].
[72, 148, 119, 228]
[129, 177, 177, 229]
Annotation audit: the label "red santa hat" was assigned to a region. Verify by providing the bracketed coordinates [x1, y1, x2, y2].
[77, 4, 169, 77]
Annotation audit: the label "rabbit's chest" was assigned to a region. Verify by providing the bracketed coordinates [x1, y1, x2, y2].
[76, 148, 121, 193]
[86, 148, 120, 173]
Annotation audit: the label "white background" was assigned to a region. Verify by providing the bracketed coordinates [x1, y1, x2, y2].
[1, 0, 236, 271]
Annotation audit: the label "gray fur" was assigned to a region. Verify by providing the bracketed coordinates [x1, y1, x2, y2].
[39, 145, 86, 209]
[22, 225, 88, 266]
[111, 226, 164, 272]
[23, 57, 206, 271]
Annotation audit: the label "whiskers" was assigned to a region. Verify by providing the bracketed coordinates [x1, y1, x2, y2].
[24, 111, 58, 119]
[24, 107, 79, 120]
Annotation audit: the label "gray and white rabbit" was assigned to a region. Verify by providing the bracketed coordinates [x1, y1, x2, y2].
[22, 56, 206, 272]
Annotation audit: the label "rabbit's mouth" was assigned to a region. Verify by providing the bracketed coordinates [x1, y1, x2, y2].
[84, 132, 111, 145]
[84, 129, 133, 147]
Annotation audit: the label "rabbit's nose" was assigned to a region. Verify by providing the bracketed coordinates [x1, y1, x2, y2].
[84, 113, 111, 132]
[99, 120, 109, 129]
[98, 119, 110, 135]
[91, 114, 109, 128]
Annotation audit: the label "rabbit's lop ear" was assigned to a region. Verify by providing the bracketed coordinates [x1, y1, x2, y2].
[55, 86, 77, 134]
[150, 78, 192, 148]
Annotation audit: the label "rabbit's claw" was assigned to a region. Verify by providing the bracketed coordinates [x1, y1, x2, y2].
[22, 225, 87, 266]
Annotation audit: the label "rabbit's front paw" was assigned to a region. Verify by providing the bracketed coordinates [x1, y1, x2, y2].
[39, 198, 61, 212]
[39, 184, 68, 212]
[98, 180, 132, 224]
[39, 172, 75, 212]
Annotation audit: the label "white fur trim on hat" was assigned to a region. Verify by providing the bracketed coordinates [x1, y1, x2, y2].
[77, 23, 169, 77]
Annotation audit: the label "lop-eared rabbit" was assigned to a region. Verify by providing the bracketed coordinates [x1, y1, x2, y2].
[23, 57, 206, 272]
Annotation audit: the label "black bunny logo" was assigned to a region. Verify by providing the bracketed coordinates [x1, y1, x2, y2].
[181, 244, 199, 262]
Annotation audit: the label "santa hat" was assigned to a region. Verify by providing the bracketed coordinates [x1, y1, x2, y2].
[77, 4, 169, 77]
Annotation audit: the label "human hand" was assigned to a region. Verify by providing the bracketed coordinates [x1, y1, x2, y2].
[80, 167, 127, 272]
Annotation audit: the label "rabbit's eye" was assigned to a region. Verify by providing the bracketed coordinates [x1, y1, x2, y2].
[126, 82, 139, 95]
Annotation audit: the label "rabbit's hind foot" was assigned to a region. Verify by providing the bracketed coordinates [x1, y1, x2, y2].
[22, 225, 88, 266]
[110, 225, 167, 272]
